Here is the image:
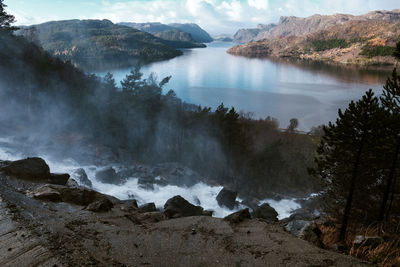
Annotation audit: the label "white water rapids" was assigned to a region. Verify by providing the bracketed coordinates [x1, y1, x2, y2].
[0, 139, 301, 219]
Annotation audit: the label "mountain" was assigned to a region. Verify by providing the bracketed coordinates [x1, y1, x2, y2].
[168, 23, 213, 43]
[17, 19, 183, 69]
[233, 24, 276, 43]
[228, 9, 400, 65]
[119, 22, 206, 48]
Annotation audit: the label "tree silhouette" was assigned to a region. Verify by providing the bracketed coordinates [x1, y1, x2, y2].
[0, 0, 17, 32]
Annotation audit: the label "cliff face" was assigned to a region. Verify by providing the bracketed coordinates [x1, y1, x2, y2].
[229, 9, 400, 66]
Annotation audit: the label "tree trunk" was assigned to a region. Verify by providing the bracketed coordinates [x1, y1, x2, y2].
[379, 139, 400, 221]
[386, 174, 398, 221]
[339, 143, 363, 241]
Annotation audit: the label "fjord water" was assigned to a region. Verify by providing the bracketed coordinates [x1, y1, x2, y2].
[97, 42, 391, 130]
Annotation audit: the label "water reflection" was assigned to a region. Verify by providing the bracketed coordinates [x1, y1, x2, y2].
[94, 42, 392, 130]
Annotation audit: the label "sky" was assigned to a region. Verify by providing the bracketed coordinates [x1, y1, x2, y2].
[5, 0, 400, 35]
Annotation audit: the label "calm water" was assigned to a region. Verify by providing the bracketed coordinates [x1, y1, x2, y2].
[96, 42, 391, 130]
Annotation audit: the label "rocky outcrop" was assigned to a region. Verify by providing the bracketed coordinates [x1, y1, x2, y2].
[223, 208, 251, 224]
[72, 168, 92, 188]
[228, 9, 400, 66]
[164, 195, 204, 218]
[0, 157, 69, 185]
[216, 187, 237, 210]
[139, 202, 158, 213]
[0, 158, 370, 266]
[32, 184, 115, 211]
[95, 167, 124, 185]
[252, 203, 278, 222]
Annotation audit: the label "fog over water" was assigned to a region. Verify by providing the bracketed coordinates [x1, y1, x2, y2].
[96, 42, 390, 131]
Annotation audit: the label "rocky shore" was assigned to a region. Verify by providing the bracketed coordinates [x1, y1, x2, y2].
[0, 157, 369, 266]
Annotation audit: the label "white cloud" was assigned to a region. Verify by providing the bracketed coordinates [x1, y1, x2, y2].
[7, 0, 400, 34]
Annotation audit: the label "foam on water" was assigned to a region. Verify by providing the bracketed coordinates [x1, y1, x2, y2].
[259, 198, 301, 220]
[0, 143, 303, 219]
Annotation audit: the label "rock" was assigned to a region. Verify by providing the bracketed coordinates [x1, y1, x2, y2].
[1, 157, 50, 180]
[33, 185, 61, 201]
[95, 167, 123, 185]
[163, 195, 204, 218]
[66, 178, 79, 187]
[216, 187, 237, 210]
[223, 208, 251, 224]
[73, 168, 92, 188]
[85, 198, 114, 212]
[152, 163, 202, 187]
[284, 220, 323, 247]
[137, 212, 166, 223]
[0, 160, 11, 168]
[202, 210, 213, 216]
[49, 173, 70, 185]
[138, 175, 155, 190]
[139, 203, 157, 213]
[32, 184, 115, 209]
[252, 203, 278, 222]
[241, 199, 259, 212]
[122, 199, 138, 209]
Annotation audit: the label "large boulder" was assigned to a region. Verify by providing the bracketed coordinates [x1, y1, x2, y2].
[0, 157, 69, 185]
[163, 195, 204, 218]
[95, 167, 123, 185]
[284, 220, 323, 247]
[72, 168, 92, 188]
[1, 157, 50, 180]
[252, 203, 278, 222]
[139, 203, 157, 213]
[223, 208, 251, 224]
[32, 184, 114, 212]
[216, 187, 237, 210]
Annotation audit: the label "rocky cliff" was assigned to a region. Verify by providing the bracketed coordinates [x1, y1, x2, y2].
[229, 9, 400, 66]
[0, 157, 369, 266]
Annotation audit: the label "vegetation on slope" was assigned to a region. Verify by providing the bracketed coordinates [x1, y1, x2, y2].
[17, 19, 183, 69]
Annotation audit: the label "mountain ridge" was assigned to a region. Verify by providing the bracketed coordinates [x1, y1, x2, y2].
[229, 9, 400, 66]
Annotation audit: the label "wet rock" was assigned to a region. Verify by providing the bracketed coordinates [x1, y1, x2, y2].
[66, 178, 79, 187]
[152, 163, 202, 187]
[72, 168, 92, 188]
[163, 195, 204, 218]
[1, 157, 50, 180]
[223, 208, 251, 224]
[139, 203, 157, 213]
[33, 185, 61, 201]
[95, 167, 123, 185]
[252, 203, 278, 222]
[138, 175, 155, 190]
[241, 199, 260, 212]
[49, 173, 70, 185]
[216, 187, 237, 210]
[85, 198, 114, 212]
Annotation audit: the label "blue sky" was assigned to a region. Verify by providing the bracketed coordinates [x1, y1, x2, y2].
[5, 0, 400, 34]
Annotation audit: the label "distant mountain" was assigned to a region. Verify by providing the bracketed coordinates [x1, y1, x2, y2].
[119, 22, 206, 48]
[233, 24, 275, 43]
[168, 23, 213, 43]
[17, 19, 182, 69]
[212, 34, 233, 42]
[228, 9, 400, 66]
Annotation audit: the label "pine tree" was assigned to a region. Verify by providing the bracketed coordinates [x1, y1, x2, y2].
[0, 0, 18, 32]
[311, 90, 386, 241]
[379, 69, 400, 220]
